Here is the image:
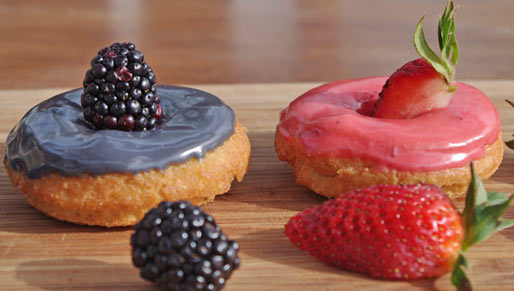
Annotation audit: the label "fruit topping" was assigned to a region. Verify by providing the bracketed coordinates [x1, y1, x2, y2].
[131, 201, 240, 290]
[373, 0, 459, 119]
[284, 165, 513, 289]
[82, 42, 162, 131]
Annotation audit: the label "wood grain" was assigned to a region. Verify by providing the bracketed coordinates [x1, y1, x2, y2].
[0, 82, 513, 290]
[2, 0, 514, 89]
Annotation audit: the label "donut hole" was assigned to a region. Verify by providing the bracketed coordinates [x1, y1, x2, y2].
[356, 99, 378, 116]
[346, 92, 379, 117]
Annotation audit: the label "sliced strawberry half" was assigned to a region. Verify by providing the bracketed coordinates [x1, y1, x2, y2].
[373, 58, 454, 119]
[373, 0, 459, 119]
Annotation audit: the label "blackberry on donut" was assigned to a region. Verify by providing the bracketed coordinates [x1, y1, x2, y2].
[82, 42, 161, 131]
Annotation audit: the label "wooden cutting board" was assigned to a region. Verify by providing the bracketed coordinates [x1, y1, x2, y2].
[0, 82, 513, 290]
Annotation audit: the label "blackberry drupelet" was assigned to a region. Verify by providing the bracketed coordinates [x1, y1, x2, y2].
[82, 42, 162, 131]
[131, 201, 240, 290]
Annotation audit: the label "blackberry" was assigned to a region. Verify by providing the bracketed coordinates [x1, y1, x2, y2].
[81, 42, 162, 131]
[131, 201, 240, 290]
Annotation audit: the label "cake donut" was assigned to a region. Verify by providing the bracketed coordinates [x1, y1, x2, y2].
[4, 43, 250, 227]
[275, 6, 503, 199]
[275, 77, 503, 198]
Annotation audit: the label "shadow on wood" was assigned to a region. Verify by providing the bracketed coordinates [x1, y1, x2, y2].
[218, 132, 327, 212]
[238, 228, 438, 290]
[15, 259, 149, 290]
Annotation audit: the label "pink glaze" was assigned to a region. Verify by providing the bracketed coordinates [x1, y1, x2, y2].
[278, 77, 501, 172]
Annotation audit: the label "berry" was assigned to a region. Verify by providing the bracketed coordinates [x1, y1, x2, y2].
[134, 115, 148, 130]
[128, 50, 143, 62]
[91, 64, 107, 77]
[140, 78, 151, 91]
[81, 42, 162, 131]
[131, 201, 240, 290]
[141, 92, 155, 106]
[103, 94, 117, 105]
[110, 102, 126, 117]
[284, 166, 514, 289]
[286, 184, 464, 280]
[147, 117, 158, 128]
[103, 115, 117, 129]
[93, 101, 109, 115]
[118, 114, 134, 131]
[373, 0, 460, 119]
[372, 58, 454, 119]
[129, 88, 142, 100]
[127, 100, 142, 115]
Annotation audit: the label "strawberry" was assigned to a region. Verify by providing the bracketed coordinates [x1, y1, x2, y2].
[372, 58, 454, 119]
[285, 165, 514, 289]
[286, 184, 463, 280]
[373, 0, 459, 119]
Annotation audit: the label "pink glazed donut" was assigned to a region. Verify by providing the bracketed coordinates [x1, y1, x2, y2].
[275, 77, 504, 198]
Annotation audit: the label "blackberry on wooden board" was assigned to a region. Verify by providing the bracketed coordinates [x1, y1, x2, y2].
[131, 201, 240, 290]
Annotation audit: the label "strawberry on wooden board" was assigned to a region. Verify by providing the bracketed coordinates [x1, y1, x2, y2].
[284, 165, 514, 290]
[373, 0, 459, 119]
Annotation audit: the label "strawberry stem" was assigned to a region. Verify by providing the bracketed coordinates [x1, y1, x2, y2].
[461, 165, 514, 251]
[507, 139, 514, 150]
[413, 0, 459, 88]
[450, 164, 514, 290]
[451, 253, 471, 291]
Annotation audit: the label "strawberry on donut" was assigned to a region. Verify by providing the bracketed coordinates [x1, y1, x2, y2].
[275, 0, 503, 198]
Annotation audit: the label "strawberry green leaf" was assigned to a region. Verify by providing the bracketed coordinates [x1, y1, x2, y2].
[414, 0, 458, 86]
[496, 219, 514, 232]
[455, 164, 514, 290]
[463, 165, 486, 217]
[487, 192, 511, 205]
[507, 139, 514, 150]
[448, 29, 460, 67]
[438, 0, 455, 50]
[414, 16, 451, 83]
[438, 0, 459, 65]
[471, 199, 514, 246]
[451, 253, 472, 291]
[461, 164, 514, 252]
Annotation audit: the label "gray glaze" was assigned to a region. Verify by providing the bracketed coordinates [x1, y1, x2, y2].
[5, 85, 235, 179]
